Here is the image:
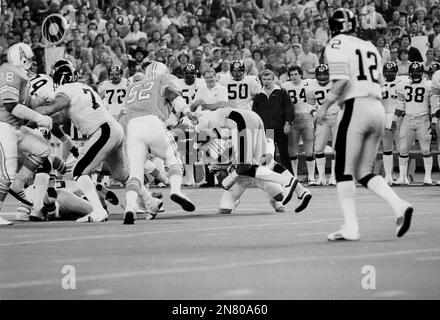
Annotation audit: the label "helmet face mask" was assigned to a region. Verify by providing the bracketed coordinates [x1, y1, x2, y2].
[109, 65, 123, 83]
[383, 62, 398, 82]
[315, 64, 330, 85]
[230, 61, 245, 81]
[428, 62, 440, 78]
[329, 8, 357, 37]
[409, 62, 424, 82]
[183, 64, 197, 85]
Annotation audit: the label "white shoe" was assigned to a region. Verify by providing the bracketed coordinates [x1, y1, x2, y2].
[328, 178, 336, 186]
[327, 227, 360, 241]
[15, 206, 31, 221]
[145, 198, 164, 220]
[316, 178, 326, 186]
[0, 216, 13, 225]
[170, 192, 195, 212]
[395, 202, 413, 238]
[270, 199, 285, 212]
[423, 178, 434, 185]
[282, 177, 298, 205]
[295, 189, 312, 213]
[90, 209, 108, 222]
[308, 179, 318, 186]
[396, 177, 410, 185]
[436, 180, 440, 185]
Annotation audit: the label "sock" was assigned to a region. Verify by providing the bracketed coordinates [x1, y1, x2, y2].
[255, 166, 290, 185]
[169, 174, 183, 194]
[279, 166, 306, 196]
[125, 190, 138, 211]
[383, 153, 393, 180]
[76, 175, 104, 211]
[290, 158, 298, 177]
[316, 154, 326, 182]
[306, 158, 315, 181]
[398, 156, 409, 180]
[183, 165, 195, 185]
[336, 181, 359, 233]
[330, 157, 336, 179]
[423, 155, 433, 181]
[33, 173, 50, 213]
[366, 175, 405, 216]
[139, 185, 153, 205]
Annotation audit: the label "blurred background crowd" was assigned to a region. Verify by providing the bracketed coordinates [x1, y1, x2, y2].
[1, 0, 440, 87]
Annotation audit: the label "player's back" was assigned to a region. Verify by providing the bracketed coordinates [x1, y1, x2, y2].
[0, 63, 30, 127]
[98, 78, 129, 118]
[396, 77, 432, 115]
[126, 74, 176, 122]
[29, 73, 55, 100]
[219, 75, 261, 110]
[55, 82, 113, 136]
[281, 79, 311, 113]
[326, 34, 383, 103]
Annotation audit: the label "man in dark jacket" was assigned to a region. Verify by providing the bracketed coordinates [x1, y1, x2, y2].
[252, 69, 294, 173]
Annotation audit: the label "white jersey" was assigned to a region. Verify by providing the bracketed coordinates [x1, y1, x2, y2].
[55, 82, 115, 136]
[219, 75, 261, 110]
[281, 80, 312, 114]
[396, 78, 432, 116]
[325, 34, 383, 103]
[176, 78, 206, 105]
[305, 79, 339, 114]
[97, 78, 129, 118]
[29, 74, 55, 100]
[382, 76, 405, 114]
[430, 70, 440, 113]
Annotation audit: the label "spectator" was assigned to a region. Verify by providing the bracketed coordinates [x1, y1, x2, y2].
[217, 0, 240, 25]
[400, 34, 424, 62]
[69, 38, 94, 69]
[424, 48, 436, 71]
[106, 28, 127, 54]
[376, 35, 390, 63]
[173, 51, 190, 78]
[154, 6, 172, 35]
[92, 34, 111, 66]
[217, 59, 231, 82]
[429, 21, 440, 49]
[188, 26, 207, 50]
[124, 19, 148, 51]
[188, 0, 210, 25]
[397, 48, 412, 75]
[92, 9, 107, 34]
[252, 69, 294, 173]
[388, 46, 400, 64]
[297, 40, 319, 79]
[191, 48, 204, 75]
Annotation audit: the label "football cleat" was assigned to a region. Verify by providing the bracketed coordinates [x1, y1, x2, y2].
[423, 178, 434, 185]
[282, 177, 298, 206]
[308, 179, 318, 186]
[170, 193, 196, 212]
[295, 189, 312, 213]
[0, 216, 13, 225]
[123, 211, 135, 225]
[270, 199, 285, 212]
[96, 183, 119, 205]
[395, 203, 413, 238]
[327, 226, 360, 241]
[145, 198, 164, 220]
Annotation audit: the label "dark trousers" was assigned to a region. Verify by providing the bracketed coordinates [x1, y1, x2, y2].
[266, 128, 293, 174]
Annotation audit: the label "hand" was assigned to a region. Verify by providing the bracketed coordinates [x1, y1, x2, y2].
[391, 120, 397, 133]
[260, 153, 273, 166]
[283, 122, 291, 135]
[316, 107, 327, 125]
[37, 115, 53, 130]
[430, 122, 437, 140]
[70, 146, 79, 158]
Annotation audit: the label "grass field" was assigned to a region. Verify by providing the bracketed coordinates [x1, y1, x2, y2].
[0, 184, 439, 300]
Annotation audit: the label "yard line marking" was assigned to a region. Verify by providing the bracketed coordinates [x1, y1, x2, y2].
[0, 218, 341, 247]
[2, 248, 440, 290]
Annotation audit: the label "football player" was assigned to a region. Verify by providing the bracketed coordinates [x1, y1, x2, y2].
[33, 63, 132, 222]
[124, 61, 196, 224]
[281, 66, 316, 184]
[0, 43, 52, 225]
[393, 61, 435, 185]
[318, 8, 412, 240]
[381, 62, 404, 185]
[98, 65, 129, 122]
[307, 64, 337, 185]
[218, 60, 261, 110]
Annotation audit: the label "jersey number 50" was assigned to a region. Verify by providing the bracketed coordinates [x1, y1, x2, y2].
[126, 82, 154, 104]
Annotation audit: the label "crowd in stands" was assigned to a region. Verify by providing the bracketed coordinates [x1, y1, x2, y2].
[1, 0, 440, 85]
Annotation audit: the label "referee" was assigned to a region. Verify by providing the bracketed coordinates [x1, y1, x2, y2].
[252, 69, 294, 173]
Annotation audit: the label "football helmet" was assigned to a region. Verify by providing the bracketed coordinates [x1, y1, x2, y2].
[408, 61, 424, 82]
[7, 42, 35, 71]
[50, 59, 75, 78]
[53, 64, 77, 87]
[428, 62, 440, 76]
[230, 60, 245, 81]
[183, 64, 197, 85]
[315, 64, 330, 85]
[383, 62, 398, 82]
[145, 61, 169, 80]
[109, 65, 123, 83]
[329, 8, 356, 37]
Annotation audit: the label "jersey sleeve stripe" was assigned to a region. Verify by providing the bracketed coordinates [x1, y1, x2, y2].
[0, 86, 19, 95]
